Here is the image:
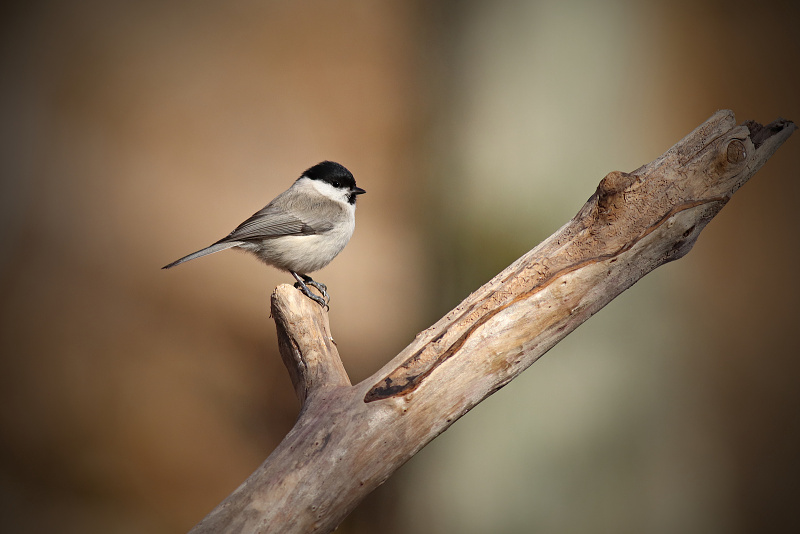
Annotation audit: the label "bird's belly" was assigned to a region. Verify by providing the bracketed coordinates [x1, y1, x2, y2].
[250, 230, 352, 274]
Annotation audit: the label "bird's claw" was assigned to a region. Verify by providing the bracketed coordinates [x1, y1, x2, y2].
[296, 284, 329, 309]
[304, 279, 329, 302]
[292, 273, 330, 310]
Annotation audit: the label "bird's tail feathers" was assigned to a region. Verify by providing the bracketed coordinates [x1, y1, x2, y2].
[162, 241, 239, 269]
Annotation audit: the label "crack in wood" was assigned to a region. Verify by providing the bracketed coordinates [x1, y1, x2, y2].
[364, 196, 727, 403]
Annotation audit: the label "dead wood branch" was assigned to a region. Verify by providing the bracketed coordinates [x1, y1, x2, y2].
[189, 110, 795, 533]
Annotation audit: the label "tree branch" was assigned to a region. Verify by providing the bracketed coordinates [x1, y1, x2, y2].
[272, 286, 350, 404]
[189, 110, 795, 534]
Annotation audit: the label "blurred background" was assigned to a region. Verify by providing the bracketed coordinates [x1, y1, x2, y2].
[1, 0, 798, 532]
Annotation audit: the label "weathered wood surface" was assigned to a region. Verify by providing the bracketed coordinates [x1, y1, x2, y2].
[189, 110, 795, 533]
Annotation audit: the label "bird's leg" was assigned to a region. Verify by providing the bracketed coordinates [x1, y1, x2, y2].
[291, 271, 329, 309]
[301, 274, 330, 303]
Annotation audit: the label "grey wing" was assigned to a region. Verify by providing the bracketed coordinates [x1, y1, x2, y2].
[218, 201, 333, 243]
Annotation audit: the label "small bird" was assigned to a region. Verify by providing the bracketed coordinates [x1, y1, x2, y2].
[163, 161, 365, 308]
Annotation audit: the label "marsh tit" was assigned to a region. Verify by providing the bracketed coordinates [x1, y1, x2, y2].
[163, 161, 365, 308]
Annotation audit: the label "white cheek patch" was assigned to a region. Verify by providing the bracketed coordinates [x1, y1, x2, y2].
[307, 178, 352, 204]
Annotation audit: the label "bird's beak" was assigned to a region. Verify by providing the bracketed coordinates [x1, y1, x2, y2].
[353, 186, 366, 195]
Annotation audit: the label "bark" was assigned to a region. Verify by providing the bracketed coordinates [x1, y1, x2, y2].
[189, 110, 795, 533]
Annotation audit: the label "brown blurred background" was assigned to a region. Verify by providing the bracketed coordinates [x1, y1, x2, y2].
[1, 1, 798, 533]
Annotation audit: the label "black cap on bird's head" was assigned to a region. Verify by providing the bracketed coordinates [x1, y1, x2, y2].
[303, 161, 365, 204]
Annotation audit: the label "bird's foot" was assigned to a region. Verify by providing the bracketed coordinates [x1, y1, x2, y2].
[291, 272, 330, 310]
[302, 277, 329, 303]
[295, 283, 329, 309]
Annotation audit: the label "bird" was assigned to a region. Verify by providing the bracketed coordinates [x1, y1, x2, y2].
[163, 161, 365, 308]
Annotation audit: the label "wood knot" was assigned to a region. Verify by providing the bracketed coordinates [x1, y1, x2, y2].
[596, 171, 636, 215]
[598, 171, 635, 197]
[726, 139, 747, 163]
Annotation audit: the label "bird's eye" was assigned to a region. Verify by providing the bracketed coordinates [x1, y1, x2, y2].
[332, 181, 341, 188]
